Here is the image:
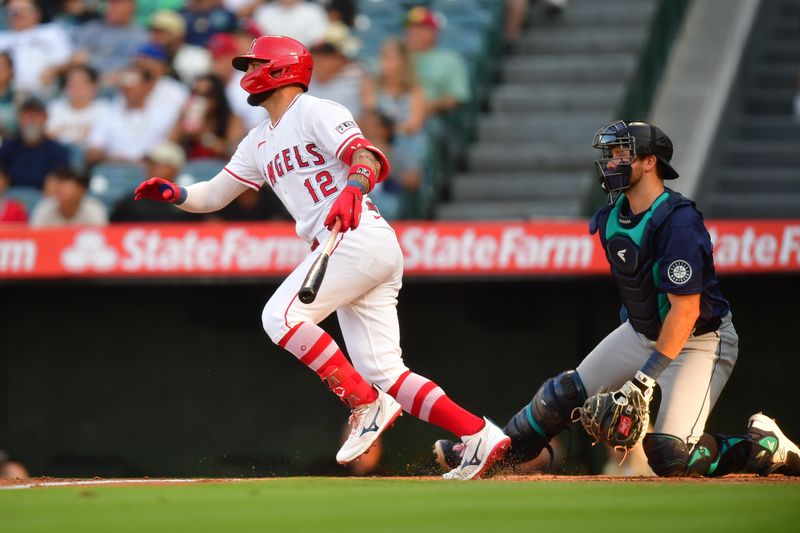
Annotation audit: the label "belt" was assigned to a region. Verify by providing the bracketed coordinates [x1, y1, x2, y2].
[692, 316, 722, 337]
[311, 238, 319, 251]
[638, 315, 722, 341]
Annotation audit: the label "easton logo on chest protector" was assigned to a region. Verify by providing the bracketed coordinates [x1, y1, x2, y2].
[602, 192, 671, 340]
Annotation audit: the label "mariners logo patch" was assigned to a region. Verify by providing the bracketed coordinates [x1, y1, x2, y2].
[667, 260, 692, 285]
[336, 121, 356, 134]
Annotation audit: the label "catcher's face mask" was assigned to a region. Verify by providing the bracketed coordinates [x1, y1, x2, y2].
[592, 120, 636, 205]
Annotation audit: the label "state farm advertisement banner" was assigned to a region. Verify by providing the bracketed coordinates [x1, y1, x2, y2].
[1, 221, 800, 279]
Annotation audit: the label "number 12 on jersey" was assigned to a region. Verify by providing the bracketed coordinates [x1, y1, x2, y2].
[304, 171, 338, 203]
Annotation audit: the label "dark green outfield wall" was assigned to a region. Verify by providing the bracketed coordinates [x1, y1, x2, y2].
[1, 275, 798, 477]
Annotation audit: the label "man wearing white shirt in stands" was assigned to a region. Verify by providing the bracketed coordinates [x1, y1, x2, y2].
[0, 0, 72, 97]
[85, 66, 177, 165]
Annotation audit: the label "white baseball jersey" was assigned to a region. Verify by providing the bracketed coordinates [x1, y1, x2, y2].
[223, 93, 367, 243]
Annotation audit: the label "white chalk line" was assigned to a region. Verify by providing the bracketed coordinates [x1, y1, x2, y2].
[0, 478, 206, 490]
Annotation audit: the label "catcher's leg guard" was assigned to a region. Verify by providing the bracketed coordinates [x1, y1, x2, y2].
[643, 433, 753, 477]
[503, 370, 587, 464]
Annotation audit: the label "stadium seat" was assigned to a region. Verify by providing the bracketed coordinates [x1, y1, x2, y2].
[5, 186, 43, 217]
[89, 162, 147, 210]
[177, 158, 225, 186]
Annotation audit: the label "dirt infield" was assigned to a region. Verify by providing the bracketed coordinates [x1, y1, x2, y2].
[2, 473, 798, 489]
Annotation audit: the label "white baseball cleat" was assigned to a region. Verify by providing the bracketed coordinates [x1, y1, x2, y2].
[747, 412, 800, 476]
[442, 418, 511, 480]
[336, 388, 402, 465]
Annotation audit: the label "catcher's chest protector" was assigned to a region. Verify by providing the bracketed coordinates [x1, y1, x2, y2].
[602, 192, 670, 341]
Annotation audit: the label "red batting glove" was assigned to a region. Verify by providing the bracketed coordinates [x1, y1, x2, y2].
[324, 184, 363, 232]
[134, 177, 184, 203]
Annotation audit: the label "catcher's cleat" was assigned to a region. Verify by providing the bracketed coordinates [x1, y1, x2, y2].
[336, 388, 402, 464]
[747, 413, 800, 476]
[442, 418, 511, 480]
[433, 439, 464, 471]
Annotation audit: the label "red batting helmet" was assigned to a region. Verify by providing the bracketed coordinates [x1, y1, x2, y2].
[233, 35, 313, 94]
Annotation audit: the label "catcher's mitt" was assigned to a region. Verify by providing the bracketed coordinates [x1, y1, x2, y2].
[576, 380, 652, 450]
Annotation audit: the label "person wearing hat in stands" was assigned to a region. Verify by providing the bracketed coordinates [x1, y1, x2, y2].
[181, 0, 238, 48]
[403, 6, 470, 117]
[71, 0, 148, 88]
[148, 9, 211, 85]
[134, 42, 190, 116]
[307, 22, 368, 118]
[111, 141, 203, 222]
[0, 97, 69, 190]
[29, 165, 107, 226]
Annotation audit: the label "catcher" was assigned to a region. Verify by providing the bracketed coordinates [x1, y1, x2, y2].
[436, 121, 800, 477]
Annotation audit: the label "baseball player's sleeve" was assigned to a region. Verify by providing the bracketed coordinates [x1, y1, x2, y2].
[304, 99, 364, 161]
[657, 211, 711, 295]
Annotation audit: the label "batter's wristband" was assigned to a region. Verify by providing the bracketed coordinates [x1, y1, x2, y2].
[346, 179, 367, 194]
[639, 349, 671, 381]
[176, 186, 188, 205]
[348, 164, 376, 192]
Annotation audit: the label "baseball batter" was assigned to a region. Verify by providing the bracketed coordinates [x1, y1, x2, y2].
[435, 121, 800, 478]
[134, 35, 510, 480]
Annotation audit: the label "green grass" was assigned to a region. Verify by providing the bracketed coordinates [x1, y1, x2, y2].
[3, 478, 800, 533]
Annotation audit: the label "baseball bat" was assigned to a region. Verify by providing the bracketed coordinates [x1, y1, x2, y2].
[298, 219, 342, 304]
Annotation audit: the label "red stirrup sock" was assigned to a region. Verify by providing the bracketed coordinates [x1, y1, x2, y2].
[388, 371, 484, 436]
[279, 322, 378, 407]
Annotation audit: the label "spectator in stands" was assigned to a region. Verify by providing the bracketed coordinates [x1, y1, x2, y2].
[0, 97, 70, 190]
[85, 66, 175, 165]
[358, 108, 400, 220]
[29, 166, 107, 227]
[360, 107, 426, 220]
[404, 7, 470, 117]
[320, 0, 356, 28]
[170, 73, 244, 161]
[253, 0, 329, 47]
[505, 0, 567, 52]
[208, 32, 267, 130]
[148, 9, 212, 86]
[134, 43, 190, 118]
[0, 0, 72, 97]
[46, 65, 109, 155]
[181, 0, 238, 47]
[222, 0, 259, 18]
[308, 22, 368, 118]
[111, 141, 205, 222]
[54, 0, 100, 27]
[70, 0, 148, 90]
[136, 0, 183, 27]
[0, 171, 28, 223]
[0, 52, 18, 139]
[363, 38, 426, 193]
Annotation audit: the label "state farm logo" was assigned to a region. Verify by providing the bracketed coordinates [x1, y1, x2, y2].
[61, 230, 118, 272]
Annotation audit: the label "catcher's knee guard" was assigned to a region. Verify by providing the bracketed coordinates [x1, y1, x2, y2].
[643, 433, 752, 477]
[642, 434, 692, 477]
[503, 370, 587, 464]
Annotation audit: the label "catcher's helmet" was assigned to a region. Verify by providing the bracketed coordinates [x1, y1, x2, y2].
[592, 120, 679, 204]
[233, 35, 313, 95]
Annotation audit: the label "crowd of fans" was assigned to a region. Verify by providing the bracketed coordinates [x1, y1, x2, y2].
[0, 0, 488, 227]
